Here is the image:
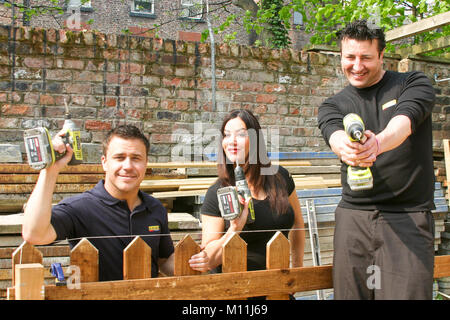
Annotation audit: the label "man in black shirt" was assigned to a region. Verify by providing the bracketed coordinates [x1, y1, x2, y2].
[318, 20, 435, 299]
[22, 125, 183, 281]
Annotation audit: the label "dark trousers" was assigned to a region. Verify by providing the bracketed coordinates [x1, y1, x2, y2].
[333, 207, 435, 300]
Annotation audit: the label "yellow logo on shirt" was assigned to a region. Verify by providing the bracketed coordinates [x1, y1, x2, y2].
[382, 99, 397, 110]
[148, 225, 160, 232]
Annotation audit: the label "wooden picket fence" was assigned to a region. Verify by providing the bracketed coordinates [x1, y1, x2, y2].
[7, 232, 450, 300]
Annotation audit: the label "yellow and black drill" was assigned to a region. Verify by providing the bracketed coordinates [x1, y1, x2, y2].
[23, 100, 83, 170]
[343, 113, 373, 191]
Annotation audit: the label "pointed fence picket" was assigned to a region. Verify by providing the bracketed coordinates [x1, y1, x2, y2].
[123, 236, 152, 280]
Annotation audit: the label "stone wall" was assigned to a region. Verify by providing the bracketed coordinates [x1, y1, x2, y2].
[0, 25, 449, 163]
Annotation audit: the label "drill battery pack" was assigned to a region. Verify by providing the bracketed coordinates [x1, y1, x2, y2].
[217, 186, 242, 221]
[23, 127, 56, 170]
[347, 166, 373, 191]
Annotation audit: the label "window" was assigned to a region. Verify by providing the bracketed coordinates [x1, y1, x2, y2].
[180, 0, 203, 20]
[133, 0, 154, 14]
[130, 0, 155, 18]
[67, 0, 93, 12]
[293, 11, 303, 26]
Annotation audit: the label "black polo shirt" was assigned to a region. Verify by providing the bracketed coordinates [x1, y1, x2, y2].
[51, 180, 174, 281]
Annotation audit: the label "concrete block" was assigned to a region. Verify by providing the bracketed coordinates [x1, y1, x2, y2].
[0, 144, 22, 163]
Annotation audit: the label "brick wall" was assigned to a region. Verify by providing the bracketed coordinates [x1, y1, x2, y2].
[0, 26, 449, 163]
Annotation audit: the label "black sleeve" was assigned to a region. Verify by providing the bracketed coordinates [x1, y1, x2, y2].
[51, 202, 77, 241]
[317, 96, 345, 146]
[393, 71, 435, 133]
[278, 166, 295, 195]
[200, 181, 222, 217]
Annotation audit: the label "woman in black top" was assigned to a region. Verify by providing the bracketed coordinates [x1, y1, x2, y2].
[189, 109, 305, 273]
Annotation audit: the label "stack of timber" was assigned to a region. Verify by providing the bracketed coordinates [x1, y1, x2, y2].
[0, 163, 186, 215]
[146, 152, 342, 214]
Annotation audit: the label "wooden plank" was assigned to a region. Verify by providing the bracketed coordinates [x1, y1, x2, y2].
[123, 236, 151, 280]
[0, 184, 96, 194]
[222, 233, 247, 273]
[40, 265, 334, 300]
[9, 255, 450, 300]
[14, 263, 44, 300]
[152, 190, 207, 199]
[397, 35, 450, 57]
[70, 238, 98, 283]
[266, 231, 290, 300]
[0, 164, 106, 174]
[0, 173, 175, 184]
[0, 174, 106, 184]
[147, 161, 311, 169]
[267, 151, 338, 160]
[386, 11, 450, 42]
[174, 234, 200, 276]
[434, 255, 450, 279]
[11, 241, 43, 284]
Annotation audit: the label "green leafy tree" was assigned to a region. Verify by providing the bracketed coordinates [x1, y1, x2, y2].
[287, 0, 449, 54]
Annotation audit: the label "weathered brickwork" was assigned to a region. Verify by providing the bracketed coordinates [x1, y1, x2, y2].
[0, 26, 448, 163]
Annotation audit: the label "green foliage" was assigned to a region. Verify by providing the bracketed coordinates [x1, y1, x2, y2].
[222, 0, 448, 54]
[288, 0, 449, 55]
[260, 0, 291, 48]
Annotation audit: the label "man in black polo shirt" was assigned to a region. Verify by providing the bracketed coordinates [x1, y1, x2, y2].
[22, 125, 186, 281]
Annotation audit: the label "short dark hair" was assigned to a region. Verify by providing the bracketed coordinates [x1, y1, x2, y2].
[103, 124, 150, 156]
[337, 19, 386, 55]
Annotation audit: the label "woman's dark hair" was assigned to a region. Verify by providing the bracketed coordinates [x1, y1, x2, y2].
[337, 19, 386, 56]
[217, 109, 290, 214]
[103, 124, 150, 156]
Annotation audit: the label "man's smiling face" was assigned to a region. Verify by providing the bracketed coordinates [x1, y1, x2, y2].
[101, 136, 147, 200]
[341, 37, 385, 88]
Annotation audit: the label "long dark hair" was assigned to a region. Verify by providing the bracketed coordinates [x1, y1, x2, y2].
[217, 109, 290, 215]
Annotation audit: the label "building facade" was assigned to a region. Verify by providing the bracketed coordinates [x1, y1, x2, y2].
[0, 0, 310, 50]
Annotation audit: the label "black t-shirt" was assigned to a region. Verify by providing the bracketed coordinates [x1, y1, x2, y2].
[318, 71, 435, 212]
[201, 166, 296, 270]
[51, 180, 174, 281]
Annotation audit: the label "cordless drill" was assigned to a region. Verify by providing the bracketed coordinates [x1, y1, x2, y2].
[343, 113, 373, 191]
[23, 100, 83, 170]
[217, 159, 255, 224]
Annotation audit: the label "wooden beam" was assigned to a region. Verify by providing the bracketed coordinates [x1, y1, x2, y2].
[0, 164, 106, 174]
[42, 265, 334, 300]
[147, 161, 311, 169]
[397, 36, 450, 58]
[434, 255, 450, 279]
[14, 263, 44, 300]
[7, 254, 450, 300]
[386, 11, 450, 42]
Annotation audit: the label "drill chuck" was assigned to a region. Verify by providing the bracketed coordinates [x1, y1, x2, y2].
[234, 163, 255, 224]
